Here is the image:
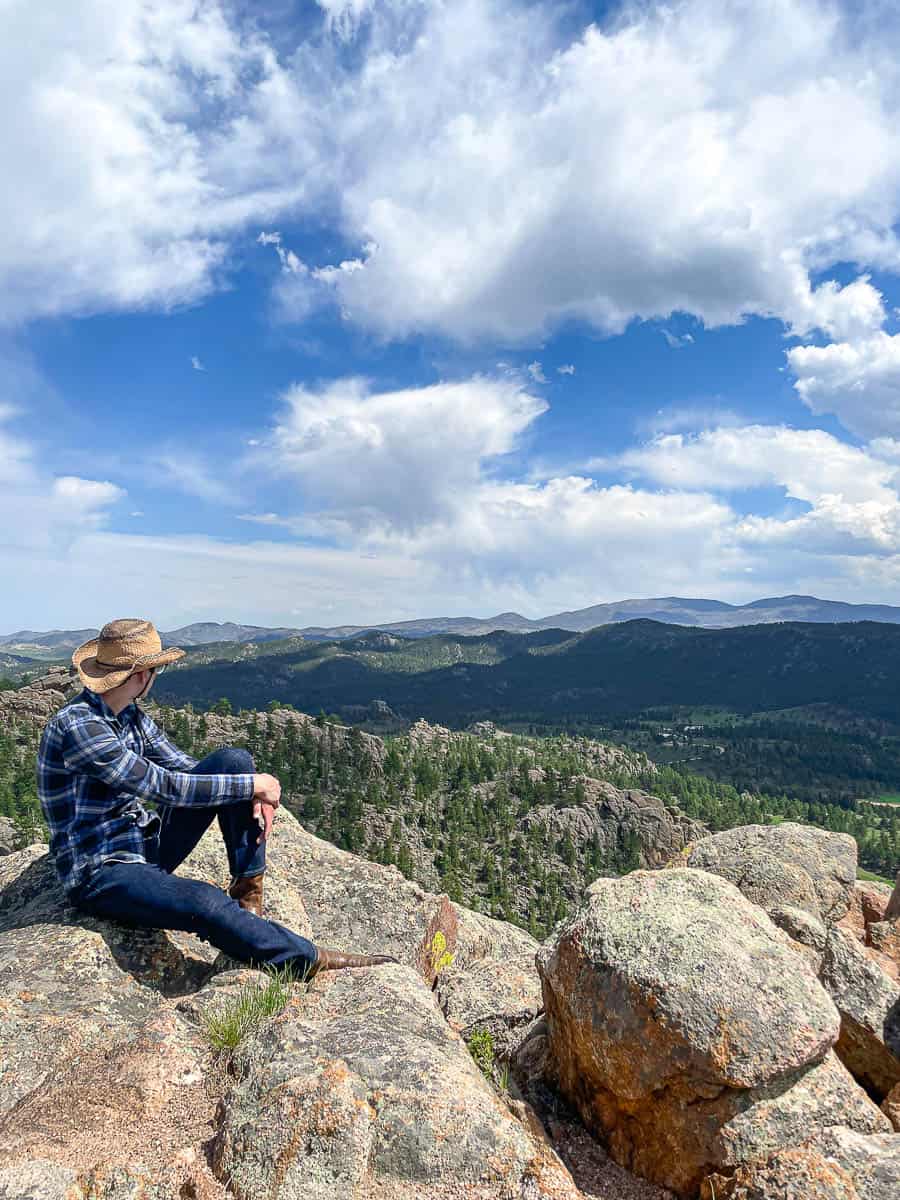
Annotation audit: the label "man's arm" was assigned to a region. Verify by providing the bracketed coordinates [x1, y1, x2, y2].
[61, 717, 254, 808]
[139, 712, 198, 771]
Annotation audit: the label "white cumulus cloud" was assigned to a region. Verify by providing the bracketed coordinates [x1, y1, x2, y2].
[789, 331, 900, 439]
[270, 375, 546, 530]
[3, 0, 900, 348]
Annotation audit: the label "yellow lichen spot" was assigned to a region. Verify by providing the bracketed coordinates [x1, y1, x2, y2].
[429, 930, 454, 976]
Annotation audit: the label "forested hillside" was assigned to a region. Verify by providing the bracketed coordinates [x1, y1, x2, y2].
[151, 619, 900, 726]
[2, 671, 897, 938]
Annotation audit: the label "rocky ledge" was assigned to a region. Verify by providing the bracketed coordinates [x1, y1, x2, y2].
[0, 804, 650, 1200]
[0, 803, 898, 1198]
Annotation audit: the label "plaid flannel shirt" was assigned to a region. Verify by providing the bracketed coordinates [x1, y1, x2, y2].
[37, 688, 254, 894]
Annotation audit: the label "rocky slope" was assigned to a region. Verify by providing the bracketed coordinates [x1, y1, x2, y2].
[515, 823, 900, 1199]
[0, 805, 669, 1200]
[0, 789, 898, 1196]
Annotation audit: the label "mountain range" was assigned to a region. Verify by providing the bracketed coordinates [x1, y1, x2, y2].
[149, 618, 900, 730]
[5, 594, 900, 656]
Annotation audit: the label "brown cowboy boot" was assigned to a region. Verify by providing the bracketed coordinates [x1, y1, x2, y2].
[308, 947, 399, 978]
[228, 872, 265, 917]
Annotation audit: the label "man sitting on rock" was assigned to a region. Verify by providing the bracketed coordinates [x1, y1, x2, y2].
[36, 618, 396, 980]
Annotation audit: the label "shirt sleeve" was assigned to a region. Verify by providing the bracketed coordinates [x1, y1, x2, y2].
[61, 717, 254, 808]
[139, 712, 198, 771]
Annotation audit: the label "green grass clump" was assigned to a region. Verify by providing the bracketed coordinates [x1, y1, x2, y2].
[467, 1026, 495, 1077]
[201, 967, 294, 1053]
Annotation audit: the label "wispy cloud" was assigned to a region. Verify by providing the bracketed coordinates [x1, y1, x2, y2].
[151, 452, 239, 507]
[527, 361, 547, 383]
[661, 330, 695, 349]
[557, 364, 576, 376]
[190, 355, 206, 372]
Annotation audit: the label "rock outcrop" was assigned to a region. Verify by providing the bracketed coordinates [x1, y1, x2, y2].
[703, 1126, 900, 1200]
[0, 817, 17, 856]
[210, 964, 578, 1200]
[532, 868, 891, 1198]
[0, 665, 79, 727]
[819, 923, 900, 1098]
[0, 807, 592, 1198]
[523, 777, 705, 871]
[685, 822, 857, 927]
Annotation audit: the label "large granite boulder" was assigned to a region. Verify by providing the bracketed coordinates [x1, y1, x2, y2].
[685, 823, 857, 926]
[706, 1126, 900, 1200]
[536, 868, 888, 1197]
[819, 924, 900, 1097]
[211, 963, 580, 1200]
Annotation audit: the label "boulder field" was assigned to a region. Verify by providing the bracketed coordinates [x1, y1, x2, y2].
[0, 808, 898, 1198]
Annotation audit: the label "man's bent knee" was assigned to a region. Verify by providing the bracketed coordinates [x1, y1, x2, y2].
[202, 746, 254, 774]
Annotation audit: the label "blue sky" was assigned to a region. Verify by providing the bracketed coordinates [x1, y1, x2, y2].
[3, 0, 900, 632]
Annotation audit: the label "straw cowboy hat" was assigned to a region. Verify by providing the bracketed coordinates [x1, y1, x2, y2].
[72, 618, 185, 693]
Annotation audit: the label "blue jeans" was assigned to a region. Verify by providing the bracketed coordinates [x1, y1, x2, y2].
[71, 747, 318, 978]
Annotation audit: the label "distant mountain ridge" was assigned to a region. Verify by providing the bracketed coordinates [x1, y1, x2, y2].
[5, 594, 900, 655]
[149, 618, 900, 727]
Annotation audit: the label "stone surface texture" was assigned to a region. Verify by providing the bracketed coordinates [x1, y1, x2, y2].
[212, 963, 580, 1200]
[536, 868, 890, 1198]
[819, 923, 900, 1098]
[0, 804, 595, 1199]
[685, 822, 857, 926]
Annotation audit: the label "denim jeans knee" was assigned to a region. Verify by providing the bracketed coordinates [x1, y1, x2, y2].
[199, 746, 255, 774]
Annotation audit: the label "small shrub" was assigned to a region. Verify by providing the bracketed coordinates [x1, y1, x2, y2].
[467, 1026, 495, 1078]
[201, 968, 293, 1053]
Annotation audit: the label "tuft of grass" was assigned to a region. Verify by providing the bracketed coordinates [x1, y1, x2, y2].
[467, 1025, 510, 1092]
[201, 967, 294, 1053]
[467, 1026, 495, 1077]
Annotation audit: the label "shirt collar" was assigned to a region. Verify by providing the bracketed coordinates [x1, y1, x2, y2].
[82, 687, 137, 726]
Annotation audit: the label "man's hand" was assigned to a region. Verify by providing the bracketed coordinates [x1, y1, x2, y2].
[252, 773, 282, 807]
[253, 801, 277, 844]
[252, 773, 281, 846]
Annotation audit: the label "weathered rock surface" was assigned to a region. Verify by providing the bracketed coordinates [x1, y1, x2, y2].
[212, 963, 580, 1200]
[704, 1126, 900, 1200]
[686, 823, 857, 926]
[0, 804, 595, 1199]
[0, 666, 79, 728]
[838, 879, 893, 945]
[0, 845, 214, 1117]
[535, 868, 890, 1197]
[836, 879, 900, 983]
[867, 917, 900, 983]
[883, 1080, 900, 1130]
[702, 1146, 857, 1200]
[819, 923, 900, 1097]
[523, 777, 705, 870]
[813, 1126, 900, 1199]
[0, 817, 17, 857]
[283, 812, 543, 1028]
[885, 870, 900, 922]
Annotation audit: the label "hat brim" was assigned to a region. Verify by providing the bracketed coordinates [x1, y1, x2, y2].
[71, 639, 185, 693]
